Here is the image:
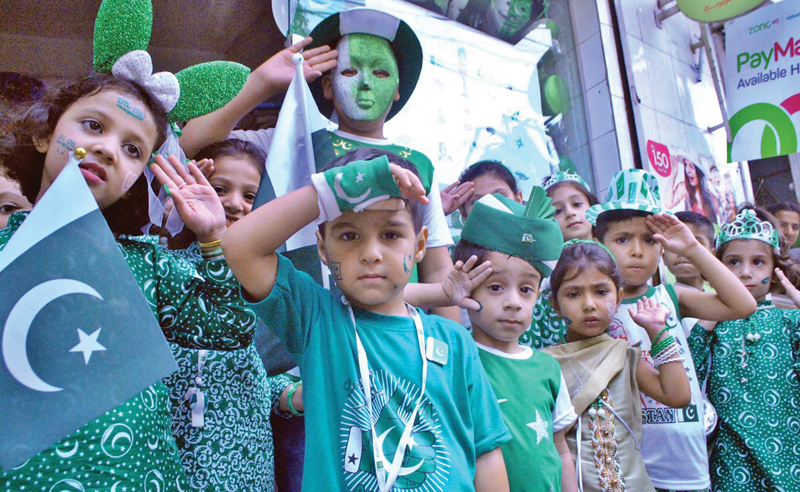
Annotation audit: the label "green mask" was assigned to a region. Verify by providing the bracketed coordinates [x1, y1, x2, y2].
[332, 34, 400, 123]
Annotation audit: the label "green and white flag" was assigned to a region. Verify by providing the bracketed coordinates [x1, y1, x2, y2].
[0, 153, 176, 470]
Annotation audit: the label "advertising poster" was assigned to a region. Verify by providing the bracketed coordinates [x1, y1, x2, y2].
[647, 140, 743, 225]
[677, 0, 765, 23]
[725, 0, 800, 162]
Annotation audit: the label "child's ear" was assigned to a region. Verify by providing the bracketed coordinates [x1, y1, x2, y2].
[515, 190, 524, 204]
[393, 87, 401, 102]
[316, 230, 330, 266]
[33, 136, 50, 153]
[321, 75, 334, 101]
[414, 226, 428, 263]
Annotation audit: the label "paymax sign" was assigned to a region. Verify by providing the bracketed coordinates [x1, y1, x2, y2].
[725, 0, 800, 162]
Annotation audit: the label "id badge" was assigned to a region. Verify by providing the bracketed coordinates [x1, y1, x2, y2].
[425, 337, 449, 366]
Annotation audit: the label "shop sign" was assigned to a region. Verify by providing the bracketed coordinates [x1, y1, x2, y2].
[725, 0, 800, 162]
[677, 0, 766, 23]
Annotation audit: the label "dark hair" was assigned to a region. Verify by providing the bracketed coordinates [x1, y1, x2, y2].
[716, 205, 800, 293]
[767, 201, 800, 218]
[675, 211, 715, 247]
[459, 160, 518, 195]
[451, 239, 492, 267]
[544, 180, 600, 207]
[593, 209, 653, 242]
[319, 147, 423, 234]
[682, 159, 718, 223]
[0, 74, 169, 236]
[550, 241, 621, 305]
[194, 139, 266, 175]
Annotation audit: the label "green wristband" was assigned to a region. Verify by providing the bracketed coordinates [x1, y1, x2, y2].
[652, 325, 670, 344]
[287, 380, 303, 417]
[651, 335, 675, 358]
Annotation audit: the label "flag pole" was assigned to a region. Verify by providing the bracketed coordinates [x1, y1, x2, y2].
[292, 53, 316, 173]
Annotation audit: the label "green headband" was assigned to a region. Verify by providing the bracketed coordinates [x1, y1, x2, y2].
[562, 238, 616, 264]
[716, 209, 780, 253]
[461, 187, 563, 276]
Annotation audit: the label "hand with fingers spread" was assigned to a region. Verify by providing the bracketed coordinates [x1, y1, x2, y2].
[442, 255, 492, 310]
[775, 268, 800, 308]
[629, 297, 668, 339]
[440, 181, 475, 216]
[195, 158, 215, 179]
[252, 37, 339, 97]
[149, 154, 226, 242]
[646, 213, 700, 256]
[390, 163, 429, 205]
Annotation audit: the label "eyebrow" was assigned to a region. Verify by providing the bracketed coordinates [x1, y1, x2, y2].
[86, 107, 151, 151]
[329, 221, 356, 233]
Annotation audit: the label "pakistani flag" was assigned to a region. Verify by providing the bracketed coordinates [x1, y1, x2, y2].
[0, 152, 177, 470]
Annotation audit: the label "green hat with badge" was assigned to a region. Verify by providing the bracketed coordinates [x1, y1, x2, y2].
[585, 169, 665, 225]
[461, 187, 563, 276]
[307, 8, 423, 122]
[716, 209, 780, 253]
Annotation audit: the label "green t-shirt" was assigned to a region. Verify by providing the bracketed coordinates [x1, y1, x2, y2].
[252, 255, 511, 491]
[477, 344, 576, 492]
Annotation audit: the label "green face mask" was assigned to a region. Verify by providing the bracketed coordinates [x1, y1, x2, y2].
[332, 34, 400, 122]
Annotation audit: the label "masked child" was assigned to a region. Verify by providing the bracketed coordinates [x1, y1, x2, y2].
[688, 208, 800, 492]
[222, 153, 512, 491]
[586, 169, 756, 492]
[545, 240, 691, 492]
[452, 189, 579, 492]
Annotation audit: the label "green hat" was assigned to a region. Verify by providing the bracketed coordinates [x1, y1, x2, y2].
[461, 187, 563, 276]
[585, 169, 664, 225]
[307, 8, 422, 122]
[716, 209, 780, 253]
[542, 171, 591, 192]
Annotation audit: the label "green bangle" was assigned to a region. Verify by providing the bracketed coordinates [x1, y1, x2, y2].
[651, 335, 675, 358]
[287, 381, 303, 417]
[652, 325, 670, 344]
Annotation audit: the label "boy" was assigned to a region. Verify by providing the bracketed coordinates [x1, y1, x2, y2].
[452, 189, 578, 492]
[223, 154, 511, 491]
[767, 201, 800, 262]
[181, 9, 458, 320]
[586, 169, 756, 492]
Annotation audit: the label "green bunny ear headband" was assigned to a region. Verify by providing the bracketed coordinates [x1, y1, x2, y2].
[93, 0, 249, 122]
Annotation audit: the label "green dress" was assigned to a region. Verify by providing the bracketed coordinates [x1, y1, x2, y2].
[0, 212, 256, 491]
[688, 300, 800, 492]
[519, 288, 568, 349]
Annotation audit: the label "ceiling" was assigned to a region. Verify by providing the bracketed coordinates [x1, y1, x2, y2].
[0, 0, 287, 78]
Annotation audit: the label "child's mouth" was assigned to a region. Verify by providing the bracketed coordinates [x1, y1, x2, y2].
[79, 162, 107, 184]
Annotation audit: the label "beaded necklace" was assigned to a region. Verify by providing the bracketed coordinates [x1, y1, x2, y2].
[587, 390, 626, 492]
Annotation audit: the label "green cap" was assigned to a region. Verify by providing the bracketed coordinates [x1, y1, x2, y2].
[585, 169, 665, 225]
[716, 209, 780, 253]
[461, 187, 563, 276]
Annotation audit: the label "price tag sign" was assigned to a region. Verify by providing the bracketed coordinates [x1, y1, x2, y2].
[647, 140, 672, 178]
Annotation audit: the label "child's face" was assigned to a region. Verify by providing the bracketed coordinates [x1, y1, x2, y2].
[0, 173, 33, 229]
[775, 210, 800, 248]
[602, 216, 661, 293]
[662, 223, 713, 281]
[469, 252, 540, 351]
[550, 184, 592, 241]
[329, 34, 400, 123]
[209, 155, 261, 228]
[720, 239, 774, 302]
[554, 266, 621, 342]
[36, 89, 158, 210]
[460, 175, 521, 218]
[317, 202, 427, 315]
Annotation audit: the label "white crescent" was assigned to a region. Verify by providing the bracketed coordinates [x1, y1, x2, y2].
[55, 440, 79, 458]
[110, 481, 122, 492]
[334, 173, 371, 204]
[3, 279, 102, 392]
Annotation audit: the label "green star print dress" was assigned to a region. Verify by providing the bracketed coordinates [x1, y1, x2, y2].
[0, 212, 257, 491]
[688, 300, 800, 492]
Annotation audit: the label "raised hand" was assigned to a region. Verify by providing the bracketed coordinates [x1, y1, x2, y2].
[629, 297, 668, 338]
[440, 181, 474, 216]
[252, 37, 338, 97]
[775, 268, 800, 308]
[442, 255, 493, 310]
[646, 213, 700, 256]
[150, 154, 226, 242]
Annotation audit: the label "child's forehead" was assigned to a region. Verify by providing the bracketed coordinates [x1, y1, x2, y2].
[549, 182, 587, 201]
[685, 223, 714, 247]
[776, 209, 800, 223]
[330, 207, 414, 229]
[605, 215, 652, 235]
[73, 89, 158, 144]
[484, 251, 541, 279]
[724, 238, 772, 257]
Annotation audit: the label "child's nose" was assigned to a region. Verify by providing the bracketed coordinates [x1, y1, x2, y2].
[90, 139, 117, 164]
[223, 194, 244, 214]
[359, 238, 382, 263]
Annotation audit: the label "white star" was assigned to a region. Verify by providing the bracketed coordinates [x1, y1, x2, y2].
[356, 172, 365, 182]
[526, 410, 550, 444]
[408, 436, 417, 450]
[70, 328, 106, 364]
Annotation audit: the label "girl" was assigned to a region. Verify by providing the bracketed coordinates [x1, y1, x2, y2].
[0, 75, 255, 489]
[544, 240, 691, 492]
[542, 171, 598, 242]
[162, 139, 300, 492]
[0, 169, 32, 229]
[688, 208, 800, 492]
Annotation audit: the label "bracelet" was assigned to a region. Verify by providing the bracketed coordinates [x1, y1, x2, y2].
[199, 238, 222, 250]
[650, 335, 675, 358]
[287, 381, 303, 417]
[653, 342, 681, 367]
[652, 325, 670, 344]
[200, 246, 224, 261]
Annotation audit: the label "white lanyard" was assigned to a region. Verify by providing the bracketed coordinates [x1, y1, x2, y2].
[346, 301, 427, 492]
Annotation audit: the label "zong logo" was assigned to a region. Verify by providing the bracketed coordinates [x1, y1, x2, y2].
[750, 18, 780, 34]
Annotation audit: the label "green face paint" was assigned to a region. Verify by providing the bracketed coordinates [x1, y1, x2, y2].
[404, 254, 411, 274]
[761, 277, 771, 285]
[333, 34, 399, 123]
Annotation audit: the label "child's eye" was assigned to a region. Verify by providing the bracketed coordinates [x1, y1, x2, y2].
[554, 208, 564, 215]
[616, 237, 628, 244]
[572, 201, 584, 208]
[82, 119, 102, 132]
[596, 289, 608, 296]
[341, 68, 358, 77]
[753, 259, 764, 266]
[566, 292, 579, 299]
[0, 203, 21, 214]
[489, 284, 503, 292]
[382, 231, 400, 240]
[123, 144, 141, 159]
[212, 185, 226, 195]
[373, 69, 390, 78]
[727, 259, 739, 266]
[644, 237, 655, 244]
[244, 192, 256, 203]
[340, 232, 357, 241]
[520, 286, 536, 295]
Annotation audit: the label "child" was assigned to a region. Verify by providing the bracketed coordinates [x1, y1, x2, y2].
[661, 211, 716, 337]
[586, 169, 756, 492]
[441, 160, 523, 218]
[222, 153, 512, 491]
[543, 171, 599, 242]
[452, 189, 579, 492]
[767, 201, 800, 262]
[0, 74, 255, 488]
[162, 139, 297, 492]
[688, 208, 800, 492]
[0, 169, 32, 229]
[544, 240, 691, 492]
